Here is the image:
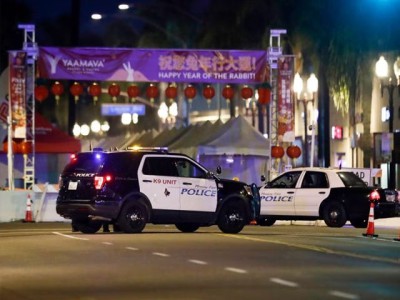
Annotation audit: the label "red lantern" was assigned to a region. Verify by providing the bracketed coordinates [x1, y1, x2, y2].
[70, 82, 83, 102]
[51, 81, 64, 104]
[286, 145, 301, 159]
[165, 85, 177, 102]
[88, 83, 102, 104]
[19, 141, 33, 155]
[184, 85, 196, 105]
[241, 86, 253, 100]
[3, 141, 19, 153]
[108, 83, 121, 102]
[34, 85, 49, 103]
[271, 145, 285, 159]
[257, 87, 271, 105]
[203, 85, 215, 107]
[146, 84, 159, 103]
[222, 85, 234, 102]
[127, 85, 140, 102]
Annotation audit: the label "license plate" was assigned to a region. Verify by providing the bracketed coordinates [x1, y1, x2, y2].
[68, 181, 78, 190]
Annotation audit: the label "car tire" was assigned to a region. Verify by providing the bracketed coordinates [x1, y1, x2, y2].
[118, 200, 148, 233]
[258, 217, 276, 226]
[72, 219, 102, 234]
[175, 223, 200, 233]
[349, 218, 368, 228]
[322, 202, 347, 228]
[217, 201, 247, 234]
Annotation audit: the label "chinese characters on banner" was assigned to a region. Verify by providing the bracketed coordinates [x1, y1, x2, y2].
[37, 47, 267, 84]
[277, 56, 295, 142]
[9, 51, 27, 139]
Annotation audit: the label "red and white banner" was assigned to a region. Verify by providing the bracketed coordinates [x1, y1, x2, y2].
[277, 56, 295, 142]
[9, 51, 27, 139]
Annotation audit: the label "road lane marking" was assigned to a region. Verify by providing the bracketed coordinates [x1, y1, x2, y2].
[225, 267, 248, 274]
[153, 252, 170, 257]
[52, 232, 89, 240]
[188, 259, 208, 265]
[102, 242, 113, 245]
[329, 290, 359, 299]
[125, 247, 139, 251]
[270, 277, 299, 287]
[219, 234, 400, 265]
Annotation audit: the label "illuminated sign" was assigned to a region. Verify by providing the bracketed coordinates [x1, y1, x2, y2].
[101, 104, 145, 116]
[331, 126, 343, 140]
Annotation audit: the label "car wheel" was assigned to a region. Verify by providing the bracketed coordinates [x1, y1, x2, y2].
[217, 201, 247, 234]
[258, 217, 276, 226]
[322, 202, 347, 228]
[350, 218, 368, 228]
[175, 223, 200, 233]
[118, 200, 148, 233]
[72, 218, 102, 234]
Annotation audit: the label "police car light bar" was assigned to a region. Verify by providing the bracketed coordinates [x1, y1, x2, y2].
[127, 146, 169, 152]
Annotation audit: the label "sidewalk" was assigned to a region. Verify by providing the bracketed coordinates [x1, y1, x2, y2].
[275, 217, 400, 228]
[374, 217, 400, 229]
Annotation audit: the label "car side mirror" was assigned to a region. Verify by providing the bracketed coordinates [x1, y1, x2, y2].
[216, 166, 222, 175]
[260, 175, 266, 182]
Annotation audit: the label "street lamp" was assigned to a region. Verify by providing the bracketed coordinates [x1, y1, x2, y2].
[158, 101, 178, 129]
[375, 56, 400, 133]
[375, 56, 400, 189]
[293, 73, 318, 167]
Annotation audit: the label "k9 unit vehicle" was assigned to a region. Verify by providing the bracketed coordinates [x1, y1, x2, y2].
[257, 167, 399, 228]
[56, 148, 256, 234]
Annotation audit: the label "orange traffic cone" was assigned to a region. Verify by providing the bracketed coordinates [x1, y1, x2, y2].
[23, 194, 34, 223]
[362, 201, 378, 238]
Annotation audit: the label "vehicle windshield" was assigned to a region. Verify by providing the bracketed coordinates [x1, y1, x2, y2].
[337, 172, 367, 187]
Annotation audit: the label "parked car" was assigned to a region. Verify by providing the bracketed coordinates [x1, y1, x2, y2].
[56, 147, 256, 234]
[257, 167, 399, 228]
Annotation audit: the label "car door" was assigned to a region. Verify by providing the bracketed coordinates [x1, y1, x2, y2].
[138, 155, 180, 211]
[259, 171, 302, 216]
[174, 157, 218, 214]
[295, 171, 329, 216]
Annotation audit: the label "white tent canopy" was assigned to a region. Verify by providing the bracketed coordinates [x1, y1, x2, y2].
[195, 115, 270, 184]
[197, 115, 270, 157]
[168, 116, 270, 184]
[169, 120, 223, 157]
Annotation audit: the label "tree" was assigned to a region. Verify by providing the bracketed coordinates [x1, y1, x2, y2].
[0, 0, 31, 72]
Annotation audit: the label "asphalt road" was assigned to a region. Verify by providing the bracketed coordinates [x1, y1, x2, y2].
[1, 222, 399, 300]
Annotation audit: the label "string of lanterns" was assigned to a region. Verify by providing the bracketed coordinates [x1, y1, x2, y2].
[3, 140, 33, 155]
[34, 82, 271, 106]
[271, 144, 302, 164]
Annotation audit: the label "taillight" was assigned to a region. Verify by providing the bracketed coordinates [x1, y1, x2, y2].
[94, 175, 112, 190]
[369, 189, 380, 201]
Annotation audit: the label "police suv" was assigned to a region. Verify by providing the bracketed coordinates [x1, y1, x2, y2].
[56, 148, 256, 234]
[258, 167, 399, 228]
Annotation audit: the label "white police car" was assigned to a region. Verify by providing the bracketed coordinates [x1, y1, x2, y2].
[57, 148, 256, 234]
[257, 167, 399, 228]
